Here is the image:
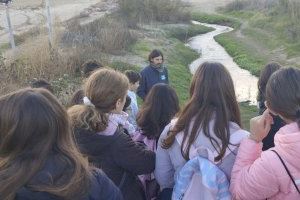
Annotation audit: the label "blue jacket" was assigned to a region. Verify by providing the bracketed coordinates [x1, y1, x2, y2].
[15, 155, 123, 200]
[137, 65, 169, 100]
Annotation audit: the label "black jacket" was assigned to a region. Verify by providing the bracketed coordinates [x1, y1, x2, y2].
[15, 155, 123, 200]
[137, 65, 169, 100]
[75, 127, 155, 200]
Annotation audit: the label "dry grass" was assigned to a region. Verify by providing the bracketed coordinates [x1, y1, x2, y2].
[225, 0, 300, 22]
[0, 11, 138, 94]
[0, 0, 191, 101]
[62, 15, 136, 54]
[119, 0, 190, 26]
[0, 35, 81, 97]
[224, 0, 278, 11]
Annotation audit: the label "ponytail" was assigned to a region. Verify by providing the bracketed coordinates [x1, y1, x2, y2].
[67, 105, 108, 132]
[68, 68, 129, 132]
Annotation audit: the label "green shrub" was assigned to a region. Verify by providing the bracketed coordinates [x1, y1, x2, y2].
[191, 13, 241, 28]
[110, 61, 140, 72]
[215, 32, 264, 76]
[164, 24, 214, 42]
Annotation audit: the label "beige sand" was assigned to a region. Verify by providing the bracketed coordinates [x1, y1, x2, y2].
[0, 0, 117, 46]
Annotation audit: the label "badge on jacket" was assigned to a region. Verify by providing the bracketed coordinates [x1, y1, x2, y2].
[161, 75, 166, 80]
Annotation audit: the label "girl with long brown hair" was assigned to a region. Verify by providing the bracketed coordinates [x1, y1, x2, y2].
[133, 83, 179, 200]
[136, 83, 180, 145]
[68, 68, 155, 200]
[154, 62, 248, 199]
[231, 67, 300, 199]
[0, 88, 122, 200]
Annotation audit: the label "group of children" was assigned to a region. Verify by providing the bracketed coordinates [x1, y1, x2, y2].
[0, 49, 300, 200]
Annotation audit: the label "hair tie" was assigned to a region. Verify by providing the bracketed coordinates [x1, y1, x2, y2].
[83, 96, 95, 107]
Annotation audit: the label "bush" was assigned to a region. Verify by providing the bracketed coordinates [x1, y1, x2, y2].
[191, 13, 241, 28]
[119, 0, 190, 24]
[224, 0, 300, 41]
[62, 16, 136, 54]
[224, 0, 278, 12]
[0, 11, 141, 97]
[164, 24, 214, 42]
[110, 61, 140, 72]
[0, 36, 81, 96]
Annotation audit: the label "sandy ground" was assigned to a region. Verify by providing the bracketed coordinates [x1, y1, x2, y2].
[0, 0, 234, 47]
[0, 0, 117, 46]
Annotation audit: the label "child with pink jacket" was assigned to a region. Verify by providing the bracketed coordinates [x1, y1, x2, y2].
[230, 67, 300, 200]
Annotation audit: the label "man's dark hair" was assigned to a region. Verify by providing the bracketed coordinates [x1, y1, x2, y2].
[148, 49, 164, 63]
[124, 70, 141, 84]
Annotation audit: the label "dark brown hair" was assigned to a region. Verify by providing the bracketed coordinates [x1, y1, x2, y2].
[148, 49, 164, 63]
[125, 70, 141, 84]
[123, 95, 132, 111]
[0, 88, 91, 200]
[266, 67, 300, 128]
[162, 62, 241, 162]
[257, 62, 282, 103]
[81, 60, 103, 78]
[137, 83, 180, 140]
[68, 68, 129, 132]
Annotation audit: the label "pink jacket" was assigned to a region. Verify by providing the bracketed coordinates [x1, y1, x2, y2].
[230, 122, 300, 200]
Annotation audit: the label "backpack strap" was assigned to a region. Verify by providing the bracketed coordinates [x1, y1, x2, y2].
[271, 150, 300, 194]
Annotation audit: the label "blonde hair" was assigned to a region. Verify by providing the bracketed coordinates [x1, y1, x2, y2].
[68, 68, 129, 132]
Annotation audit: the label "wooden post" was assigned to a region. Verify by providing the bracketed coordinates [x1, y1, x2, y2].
[45, 0, 52, 47]
[5, 2, 16, 49]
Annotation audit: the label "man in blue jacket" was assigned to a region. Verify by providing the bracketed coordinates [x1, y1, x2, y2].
[137, 49, 169, 100]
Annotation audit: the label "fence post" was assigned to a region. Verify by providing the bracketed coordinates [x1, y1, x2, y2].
[4, 1, 16, 50]
[45, 0, 52, 47]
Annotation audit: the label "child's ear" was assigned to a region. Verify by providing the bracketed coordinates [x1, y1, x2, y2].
[116, 98, 122, 108]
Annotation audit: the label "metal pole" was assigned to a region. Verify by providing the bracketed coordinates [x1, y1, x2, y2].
[45, 0, 52, 47]
[5, 3, 15, 49]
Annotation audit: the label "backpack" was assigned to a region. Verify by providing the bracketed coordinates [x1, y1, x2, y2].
[172, 156, 231, 200]
[133, 130, 160, 200]
[172, 133, 232, 200]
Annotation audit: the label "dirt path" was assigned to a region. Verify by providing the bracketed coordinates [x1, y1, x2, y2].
[0, 0, 231, 47]
[0, 0, 117, 47]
